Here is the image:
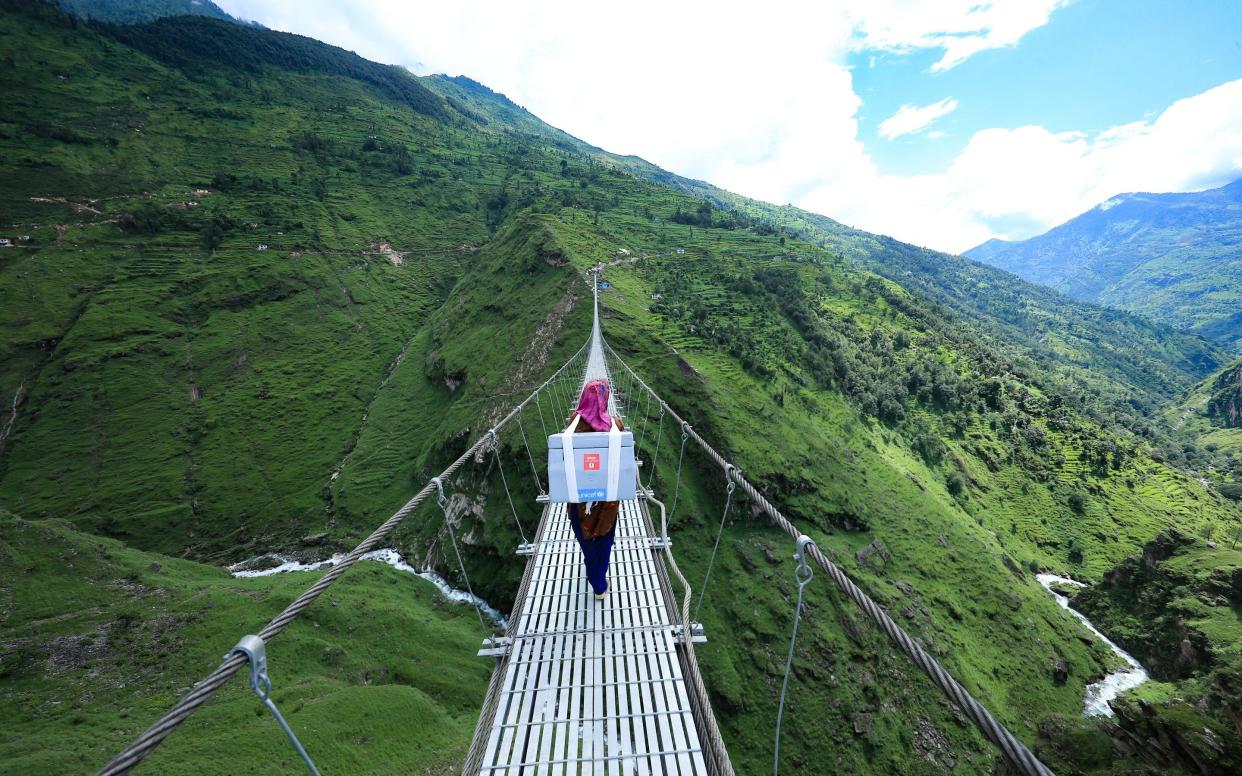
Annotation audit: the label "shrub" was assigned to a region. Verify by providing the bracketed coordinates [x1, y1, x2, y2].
[946, 472, 966, 496]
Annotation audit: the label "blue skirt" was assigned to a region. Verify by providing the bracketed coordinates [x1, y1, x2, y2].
[568, 503, 615, 595]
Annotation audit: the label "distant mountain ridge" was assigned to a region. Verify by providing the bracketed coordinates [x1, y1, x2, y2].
[965, 178, 1242, 351]
[56, 0, 255, 25]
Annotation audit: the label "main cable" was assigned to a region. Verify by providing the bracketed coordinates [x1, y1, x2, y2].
[602, 341, 1055, 776]
[98, 339, 589, 776]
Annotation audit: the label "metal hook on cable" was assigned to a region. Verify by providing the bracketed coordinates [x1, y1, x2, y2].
[794, 535, 815, 585]
[228, 635, 321, 776]
[774, 534, 815, 776]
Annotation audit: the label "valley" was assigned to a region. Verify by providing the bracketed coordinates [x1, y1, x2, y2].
[967, 180, 1242, 353]
[0, 1, 1239, 773]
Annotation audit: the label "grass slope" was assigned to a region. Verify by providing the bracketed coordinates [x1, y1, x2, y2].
[1164, 357, 1242, 504]
[0, 512, 491, 774]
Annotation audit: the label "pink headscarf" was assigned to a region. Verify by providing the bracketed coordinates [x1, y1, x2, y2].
[575, 379, 614, 432]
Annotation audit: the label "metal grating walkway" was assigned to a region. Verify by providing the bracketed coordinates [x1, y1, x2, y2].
[475, 499, 708, 774]
[464, 271, 722, 775]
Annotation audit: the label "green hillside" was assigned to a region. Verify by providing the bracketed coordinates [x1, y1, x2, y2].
[428, 75, 1226, 416]
[1, 2, 1240, 773]
[965, 180, 1242, 352]
[1164, 357, 1242, 503]
[0, 512, 492, 774]
[55, 0, 241, 25]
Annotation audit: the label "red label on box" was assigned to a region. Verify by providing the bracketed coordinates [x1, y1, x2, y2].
[582, 453, 601, 471]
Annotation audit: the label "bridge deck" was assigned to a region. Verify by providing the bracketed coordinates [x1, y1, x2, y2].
[476, 499, 708, 775]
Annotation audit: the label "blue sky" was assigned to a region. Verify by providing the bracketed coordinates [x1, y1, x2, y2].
[854, 0, 1242, 177]
[221, 0, 1242, 252]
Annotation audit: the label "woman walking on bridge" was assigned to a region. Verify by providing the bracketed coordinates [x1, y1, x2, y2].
[567, 379, 623, 600]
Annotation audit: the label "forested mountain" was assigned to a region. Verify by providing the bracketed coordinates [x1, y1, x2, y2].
[55, 0, 243, 25]
[966, 179, 1242, 351]
[1, 2, 1239, 773]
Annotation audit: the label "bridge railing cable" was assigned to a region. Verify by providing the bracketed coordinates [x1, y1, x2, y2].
[602, 341, 1055, 776]
[97, 339, 589, 776]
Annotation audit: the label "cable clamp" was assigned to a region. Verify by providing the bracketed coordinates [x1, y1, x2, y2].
[228, 634, 271, 700]
[794, 534, 815, 584]
[430, 476, 447, 507]
[227, 635, 321, 775]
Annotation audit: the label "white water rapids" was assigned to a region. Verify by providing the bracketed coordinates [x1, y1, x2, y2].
[229, 548, 507, 628]
[1036, 573, 1149, 716]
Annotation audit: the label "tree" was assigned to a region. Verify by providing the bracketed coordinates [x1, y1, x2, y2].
[200, 216, 229, 251]
[1068, 491, 1087, 514]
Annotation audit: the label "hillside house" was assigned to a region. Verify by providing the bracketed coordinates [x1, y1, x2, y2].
[0, 238, 11, 247]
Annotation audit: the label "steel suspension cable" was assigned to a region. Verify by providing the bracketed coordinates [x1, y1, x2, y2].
[533, 387, 549, 439]
[602, 341, 1055, 776]
[669, 422, 690, 521]
[646, 495, 734, 775]
[488, 431, 529, 544]
[774, 536, 814, 776]
[638, 387, 653, 449]
[648, 406, 666, 491]
[694, 468, 735, 623]
[98, 339, 589, 776]
[515, 410, 545, 496]
[431, 477, 490, 634]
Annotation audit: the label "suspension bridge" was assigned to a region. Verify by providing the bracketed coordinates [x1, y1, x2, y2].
[97, 272, 1055, 775]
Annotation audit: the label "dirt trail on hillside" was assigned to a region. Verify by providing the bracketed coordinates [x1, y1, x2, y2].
[1172, 396, 1208, 431]
[486, 283, 580, 430]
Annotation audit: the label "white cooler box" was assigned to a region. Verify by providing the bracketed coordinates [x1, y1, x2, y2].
[548, 423, 636, 503]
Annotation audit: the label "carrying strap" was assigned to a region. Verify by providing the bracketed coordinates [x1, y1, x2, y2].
[560, 414, 580, 502]
[606, 418, 622, 502]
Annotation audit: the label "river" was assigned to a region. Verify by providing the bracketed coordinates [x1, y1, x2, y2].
[1036, 573, 1149, 716]
[229, 548, 507, 628]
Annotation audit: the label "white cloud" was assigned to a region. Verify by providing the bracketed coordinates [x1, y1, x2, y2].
[847, 0, 1072, 71]
[801, 79, 1242, 252]
[214, 1, 1242, 255]
[878, 98, 959, 139]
